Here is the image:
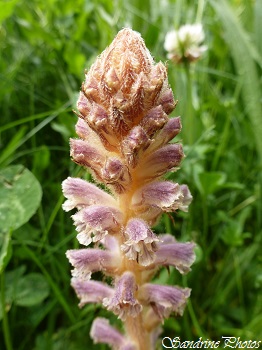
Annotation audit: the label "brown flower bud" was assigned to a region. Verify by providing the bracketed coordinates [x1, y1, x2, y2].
[78, 28, 176, 148]
[140, 106, 169, 138]
[121, 126, 151, 168]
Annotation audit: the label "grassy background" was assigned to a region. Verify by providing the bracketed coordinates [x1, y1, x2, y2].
[1, 0, 261, 349]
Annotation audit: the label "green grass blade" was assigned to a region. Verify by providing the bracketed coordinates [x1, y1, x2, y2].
[210, 0, 262, 164]
[20, 243, 76, 324]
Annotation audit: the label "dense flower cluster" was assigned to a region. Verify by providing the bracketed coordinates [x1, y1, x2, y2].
[164, 24, 207, 63]
[62, 28, 195, 350]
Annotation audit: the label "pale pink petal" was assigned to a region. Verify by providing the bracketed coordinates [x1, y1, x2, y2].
[132, 181, 182, 211]
[158, 233, 176, 244]
[136, 144, 184, 179]
[179, 185, 193, 212]
[75, 118, 90, 140]
[121, 218, 159, 266]
[90, 318, 137, 350]
[71, 278, 114, 308]
[155, 241, 196, 274]
[100, 234, 120, 251]
[70, 138, 105, 174]
[103, 272, 142, 320]
[62, 177, 117, 211]
[77, 91, 92, 117]
[66, 248, 120, 279]
[139, 284, 191, 320]
[72, 205, 123, 245]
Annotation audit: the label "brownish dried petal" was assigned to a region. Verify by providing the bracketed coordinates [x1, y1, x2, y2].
[157, 88, 177, 114]
[140, 106, 169, 138]
[101, 157, 131, 193]
[148, 117, 181, 152]
[121, 126, 151, 167]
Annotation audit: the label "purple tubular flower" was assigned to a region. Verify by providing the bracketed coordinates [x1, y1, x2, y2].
[72, 205, 123, 245]
[132, 181, 192, 220]
[180, 185, 193, 211]
[75, 117, 91, 140]
[77, 91, 92, 117]
[103, 272, 142, 320]
[62, 177, 117, 211]
[157, 88, 177, 114]
[137, 144, 184, 180]
[63, 29, 195, 350]
[121, 218, 159, 266]
[71, 278, 114, 308]
[139, 284, 191, 319]
[147, 117, 182, 153]
[70, 138, 106, 175]
[155, 239, 196, 274]
[158, 233, 176, 244]
[102, 234, 120, 251]
[90, 318, 137, 350]
[66, 248, 120, 279]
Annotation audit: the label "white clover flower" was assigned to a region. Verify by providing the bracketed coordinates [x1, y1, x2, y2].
[164, 24, 207, 63]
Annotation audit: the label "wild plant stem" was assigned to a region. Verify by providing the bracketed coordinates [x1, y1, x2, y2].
[125, 314, 152, 350]
[183, 275, 205, 338]
[0, 272, 13, 350]
[211, 114, 231, 170]
[119, 189, 153, 349]
[196, 0, 205, 23]
[184, 62, 194, 145]
[202, 195, 208, 244]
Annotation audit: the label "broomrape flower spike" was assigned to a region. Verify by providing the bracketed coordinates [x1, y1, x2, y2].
[62, 28, 195, 350]
[164, 23, 207, 63]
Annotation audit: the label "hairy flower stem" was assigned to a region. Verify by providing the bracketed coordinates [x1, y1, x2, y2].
[62, 28, 195, 350]
[118, 169, 159, 349]
[125, 315, 151, 350]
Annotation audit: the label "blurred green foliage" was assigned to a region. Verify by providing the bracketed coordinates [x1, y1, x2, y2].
[0, 0, 261, 349]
